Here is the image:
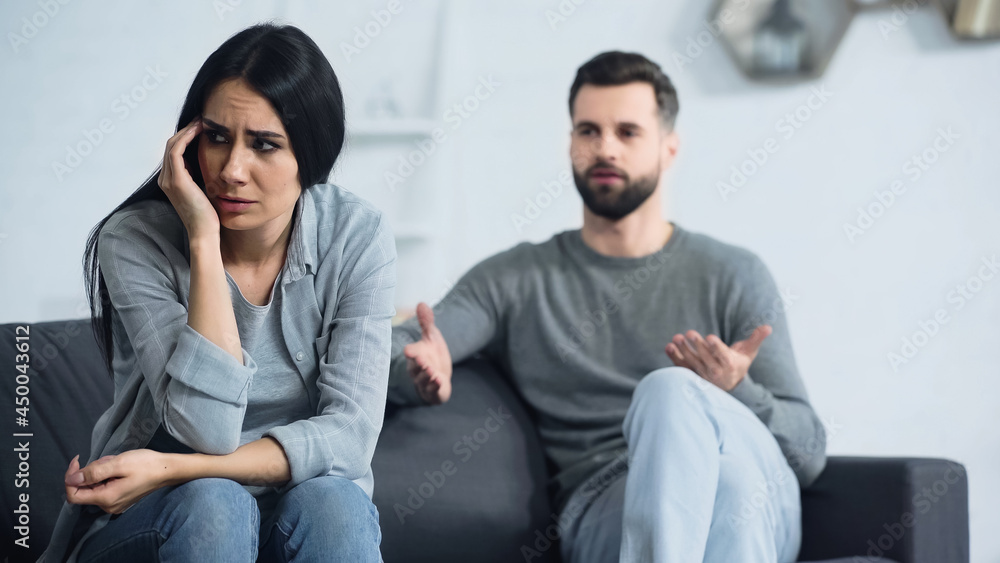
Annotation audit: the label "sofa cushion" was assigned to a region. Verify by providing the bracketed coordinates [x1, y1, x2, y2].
[372, 357, 559, 563]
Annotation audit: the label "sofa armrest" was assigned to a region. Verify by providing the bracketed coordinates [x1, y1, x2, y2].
[799, 456, 968, 563]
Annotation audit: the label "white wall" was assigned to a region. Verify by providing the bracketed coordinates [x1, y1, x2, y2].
[2, 1, 998, 560]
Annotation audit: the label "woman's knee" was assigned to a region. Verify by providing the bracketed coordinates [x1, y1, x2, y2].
[164, 478, 259, 531]
[264, 477, 381, 560]
[101, 478, 260, 561]
[277, 476, 379, 532]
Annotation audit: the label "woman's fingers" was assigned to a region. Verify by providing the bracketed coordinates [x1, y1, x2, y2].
[64, 455, 82, 501]
[167, 119, 202, 168]
[64, 450, 170, 513]
[159, 118, 201, 188]
[66, 454, 120, 488]
[164, 117, 202, 156]
[68, 479, 119, 512]
[157, 118, 223, 239]
[64, 454, 79, 481]
[161, 119, 203, 192]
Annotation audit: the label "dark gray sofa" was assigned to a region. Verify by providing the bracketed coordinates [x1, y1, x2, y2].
[0, 320, 970, 562]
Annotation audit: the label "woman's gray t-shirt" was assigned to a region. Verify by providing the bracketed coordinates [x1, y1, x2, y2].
[146, 265, 313, 507]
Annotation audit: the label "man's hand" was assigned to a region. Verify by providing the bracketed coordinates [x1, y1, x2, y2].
[404, 302, 453, 404]
[664, 325, 772, 391]
[65, 449, 173, 514]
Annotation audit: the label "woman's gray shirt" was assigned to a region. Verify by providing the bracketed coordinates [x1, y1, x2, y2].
[41, 184, 396, 562]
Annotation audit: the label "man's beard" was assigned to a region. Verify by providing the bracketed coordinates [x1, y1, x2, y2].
[573, 163, 658, 221]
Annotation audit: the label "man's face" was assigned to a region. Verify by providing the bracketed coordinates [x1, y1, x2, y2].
[569, 82, 677, 220]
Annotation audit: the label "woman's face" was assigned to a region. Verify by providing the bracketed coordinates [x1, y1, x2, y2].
[198, 77, 301, 235]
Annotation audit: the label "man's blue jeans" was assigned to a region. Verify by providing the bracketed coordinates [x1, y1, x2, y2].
[559, 367, 803, 563]
[75, 475, 382, 562]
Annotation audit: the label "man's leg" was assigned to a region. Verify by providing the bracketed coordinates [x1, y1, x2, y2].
[258, 475, 382, 563]
[559, 468, 628, 563]
[620, 366, 801, 563]
[76, 477, 260, 562]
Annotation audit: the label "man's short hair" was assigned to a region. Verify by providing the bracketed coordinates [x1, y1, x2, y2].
[569, 51, 679, 131]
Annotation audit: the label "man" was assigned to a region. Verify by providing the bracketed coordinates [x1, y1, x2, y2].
[387, 51, 826, 563]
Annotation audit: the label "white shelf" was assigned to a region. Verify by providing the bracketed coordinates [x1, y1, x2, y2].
[351, 0, 454, 312]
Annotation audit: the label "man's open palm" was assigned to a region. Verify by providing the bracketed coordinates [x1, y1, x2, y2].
[664, 325, 772, 391]
[404, 302, 453, 404]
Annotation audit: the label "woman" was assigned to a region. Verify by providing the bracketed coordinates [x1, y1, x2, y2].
[41, 23, 395, 562]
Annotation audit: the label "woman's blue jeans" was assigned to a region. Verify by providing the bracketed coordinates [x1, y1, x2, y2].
[75, 475, 382, 562]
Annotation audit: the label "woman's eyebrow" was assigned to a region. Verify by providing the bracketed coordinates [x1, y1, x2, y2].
[202, 118, 286, 139]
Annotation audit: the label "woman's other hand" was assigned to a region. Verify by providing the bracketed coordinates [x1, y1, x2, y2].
[158, 118, 220, 241]
[65, 450, 173, 514]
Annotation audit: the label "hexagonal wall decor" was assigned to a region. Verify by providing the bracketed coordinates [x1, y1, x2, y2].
[712, 0, 856, 82]
[936, 0, 1000, 39]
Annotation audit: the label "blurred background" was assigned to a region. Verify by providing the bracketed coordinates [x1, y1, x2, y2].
[1, 0, 998, 560]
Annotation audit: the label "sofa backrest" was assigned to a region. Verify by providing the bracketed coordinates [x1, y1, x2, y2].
[373, 357, 559, 562]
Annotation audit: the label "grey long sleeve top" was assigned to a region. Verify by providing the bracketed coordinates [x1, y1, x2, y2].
[42, 184, 396, 562]
[388, 224, 826, 513]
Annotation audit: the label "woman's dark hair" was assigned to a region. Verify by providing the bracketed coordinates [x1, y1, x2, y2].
[568, 51, 679, 131]
[83, 23, 346, 373]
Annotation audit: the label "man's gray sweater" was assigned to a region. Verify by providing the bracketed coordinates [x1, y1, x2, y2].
[388, 224, 826, 512]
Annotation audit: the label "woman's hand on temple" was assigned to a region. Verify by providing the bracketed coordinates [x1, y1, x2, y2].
[158, 118, 220, 242]
[64, 449, 174, 514]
